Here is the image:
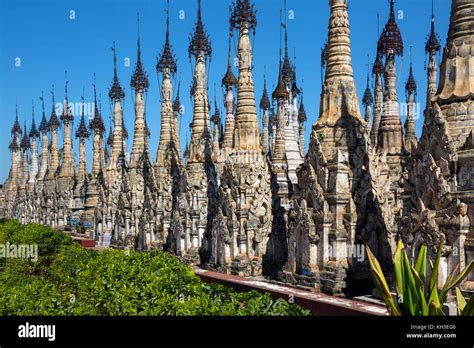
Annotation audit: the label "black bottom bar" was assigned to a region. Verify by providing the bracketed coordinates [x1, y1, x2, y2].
[0, 316, 472, 346]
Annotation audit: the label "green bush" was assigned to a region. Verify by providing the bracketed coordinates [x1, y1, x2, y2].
[0, 220, 310, 316]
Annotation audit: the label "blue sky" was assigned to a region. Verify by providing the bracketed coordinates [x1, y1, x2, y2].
[0, 0, 451, 182]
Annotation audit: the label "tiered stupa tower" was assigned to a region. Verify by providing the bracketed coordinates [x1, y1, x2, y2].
[221, 28, 238, 154]
[404, 58, 418, 153]
[216, 0, 272, 276]
[284, 0, 395, 295]
[72, 94, 91, 227]
[362, 69, 374, 130]
[43, 87, 61, 226]
[402, 0, 474, 299]
[82, 75, 106, 238]
[28, 104, 39, 185]
[5, 108, 22, 217]
[370, 48, 384, 146]
[280, 26, 303, 184]
[185, 0, 216, 264]
[127, 14, 155, 245]
[57, 75, 76, 227]
[27, 103, 40, 224]
[376, 0, 405, 177]
[107, 42, 126, 180]
[260, 75, 271, 156]
[297, 91, 307, 156]
[155, 2, 180, 250]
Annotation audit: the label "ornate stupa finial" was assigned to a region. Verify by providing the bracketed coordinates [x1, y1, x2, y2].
[259, 71, 270, 110]
[405, 46, 417, 98]
[189, 0, 212, 60]
[61, 71, 74, 123]
[425, 0, 441, 54]
[379, 0, 403, 57]
[183, 132, 190, 160]
[107, 123, 114, 147]
[39, 92, 48, 133]
[29, 101, 39, 138]
[222, 25, 238, 87]
[173, 77, 182, 113]
[282, 26, 295, 88]
[363, 55, 374, 107]
[90, 73, 106, 134]
[298, 87, 307, 123]
[212, 84, 221, 124]
[230, 0, 257, 33]
[130, 12, 149, 91]
[11, 103, 22, 135]
[21, 120, 30, 150]
[49, 84, 60, 130]
[157, 0, 178, 74]
[64, 70, 68, 100]
[109, 41, 125, 101]
[273, 11, 289, 102]
[76, 92, 90, 139]
[291, 46, 300, 96]
[273, 61, 289, 101]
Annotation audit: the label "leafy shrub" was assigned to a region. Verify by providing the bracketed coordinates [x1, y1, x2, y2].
[367, 239, 473, 316]
[0, 220, 310, 316]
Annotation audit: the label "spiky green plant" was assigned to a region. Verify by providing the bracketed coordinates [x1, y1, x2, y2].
[366, 240, 473, 316]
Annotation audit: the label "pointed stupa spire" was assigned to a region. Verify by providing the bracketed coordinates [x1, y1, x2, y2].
[90, 73, 105, 134]
[212, 90, 221, 123]
[189, 0, 212, 59]
[28, 100, 40, 183]
[9, 105, 21, 152]
[362, 56, 374, 127]
[109, 41, 125, 101]
[363, 61, 374, 108]
[298, 89, 307, 123]
[130, 13, 149, 91]
[379, 0, 404, 57]
[405, 48, 417, 151]
[49, 85, 60, 130]
[230, 0, 260, 153]
[316, 0, 362, 126]
[273, 61, 289, 101]
[260, 72, 271, 110]
[405, 55, 417, 98]
[21, 121, 30, 150]
[157, 0, 178, 74]
[75, 93, 90, 139]
[29, 101, 39, 138]
[61, 71, 74, 124]
[187, 0, 213, 164]
[222, 26, 238, 87]
[38, 92, 48, 134]
[282, 26, 295, 88]
[11, 104, 22, 135]
[76, 92, 89, 182]
[291, 47, 300, 96]
[173, 78, 182, 112]
[425, 0, 441, 54]
[107, 124, 114, 147]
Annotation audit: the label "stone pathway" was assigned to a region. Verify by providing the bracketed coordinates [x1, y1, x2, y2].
[194, 267, 388, 316]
